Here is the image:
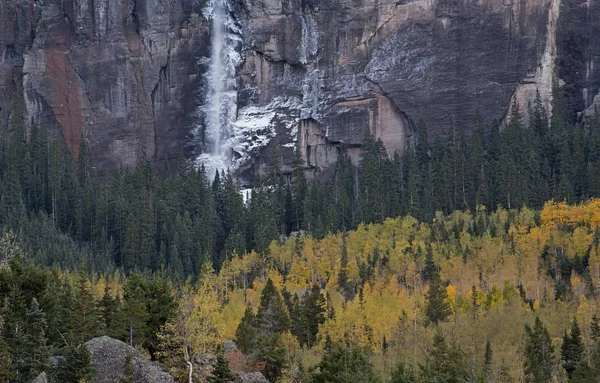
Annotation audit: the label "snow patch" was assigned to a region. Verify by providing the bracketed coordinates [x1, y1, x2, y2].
[228, 97, 302, 168]
[300, 14, 319, 64]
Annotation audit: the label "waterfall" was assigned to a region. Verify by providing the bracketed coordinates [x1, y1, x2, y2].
[197, 0, 241, 178]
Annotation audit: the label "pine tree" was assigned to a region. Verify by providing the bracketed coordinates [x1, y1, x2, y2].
[56, 344, 96, 383]
[483, 340, 493, 379]
[117, 274, 150, 347]
[73, 273, 101, 343]
[524, 317, 554, 383]
[419, 331, 468, 383]
[235, 303, 256, 354]
[301, 284, 326, 348]
[310, 344, 379, 383]
[24, 298, 49, 382]
[208, 353, 235, 383]
[590, 314, 600, 343]
[562, 319, 585, 379]
[120, 349, 135, 383]
[98, 282, 118, 332]
[425, 272, 452, 325]
[390, 361, 416, 383]
[255, 279, 290, 336]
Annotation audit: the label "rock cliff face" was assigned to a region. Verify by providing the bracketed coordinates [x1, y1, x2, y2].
[0, 0, 599, 175]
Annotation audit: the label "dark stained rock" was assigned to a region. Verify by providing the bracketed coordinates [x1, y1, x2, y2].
[85, 336, 174, 383]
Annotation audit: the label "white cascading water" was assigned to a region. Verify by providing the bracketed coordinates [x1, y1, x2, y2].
[197, 0, 241, 178]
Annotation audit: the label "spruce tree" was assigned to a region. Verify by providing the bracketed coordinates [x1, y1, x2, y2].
[208, 353, 235, 383]
[425, 272, 452, 325]
[310, 344, 379, 383]
[562, 319, 585, 379]
[255, 279, 290, 336]
[483, 340, 493, 379]
[24, 298, 49, 382]
[98, 282, 118, 332]
[301, 284, 326, 348]
[73, 273, 101, 343]
[56, 344, 96, 383]
[235, 303, 256, 354]
[590, 314, 600, 343]
[524, 317, 554, 383]
[390, 361, 416, 383]
[120, 349, 135, 383]
[419, 331, 468, 383]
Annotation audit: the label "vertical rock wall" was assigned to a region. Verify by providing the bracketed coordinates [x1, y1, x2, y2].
[0, 0, 599, 175]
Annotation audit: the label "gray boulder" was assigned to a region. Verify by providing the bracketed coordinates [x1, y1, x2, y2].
[85, 336, 174, 383]
[235, 372, 270, 383]
[31, 372, 48, 383]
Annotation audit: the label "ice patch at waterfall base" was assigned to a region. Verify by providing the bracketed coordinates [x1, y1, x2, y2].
[230, 97, 303, 166]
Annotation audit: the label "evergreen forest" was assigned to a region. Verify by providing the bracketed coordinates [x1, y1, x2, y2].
[1, 81, 600, 382]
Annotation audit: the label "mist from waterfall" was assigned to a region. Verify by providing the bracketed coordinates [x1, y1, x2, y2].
[197, 0, 240, 179]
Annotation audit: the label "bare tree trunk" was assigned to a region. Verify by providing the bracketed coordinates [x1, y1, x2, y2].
[185, 347, 193, 383]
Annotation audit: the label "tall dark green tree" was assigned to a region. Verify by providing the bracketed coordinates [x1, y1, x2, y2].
[420, 332, 468, 383]
[425, 272, 452, 326]
[310, 344, 380, 383]
[524, 317, 554, 383]
[561, 319, 585, 379]
[208, 353, 235, 383]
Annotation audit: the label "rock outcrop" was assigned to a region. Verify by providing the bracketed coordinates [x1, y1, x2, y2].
[31, 372, 48, 383]
[85, 336, 174, 383]
[1, 0, 600, 176]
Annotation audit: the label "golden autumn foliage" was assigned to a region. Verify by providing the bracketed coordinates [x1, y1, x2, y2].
[68, 199, 600, 382]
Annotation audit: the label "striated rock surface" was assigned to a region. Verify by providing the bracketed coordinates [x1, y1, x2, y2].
[1, 0, 210, 171]
[85, 336, 175, 383]
[1, 0, 600, 175]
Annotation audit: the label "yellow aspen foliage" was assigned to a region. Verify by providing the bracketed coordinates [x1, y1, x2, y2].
[572, 227, 593, 258]
[589, 245, 600, 291]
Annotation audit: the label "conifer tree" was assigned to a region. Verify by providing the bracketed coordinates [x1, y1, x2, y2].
[235, 303, 256, 354]
[425, 272, 452, 325]
[310, 344, 379, 383]
[420, 332, 468, 383]
[524, 317, 554, 383]
[98, 282, 118, 332]
[301, 284, 326, 348]
[590, 314, 600, 343]
[120, 350, 135, 383]
[390, 361, 416, 383]
[24, 298, 49, 382]
[56, 344, 96, 383]
[483, 340, 493, 379]
[561, 319, 585, 379]
[73, 273, 101, 343]
[208, 353, 235, 383]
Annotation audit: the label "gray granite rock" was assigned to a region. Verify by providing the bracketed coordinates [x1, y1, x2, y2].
[85, 336, 174, 383]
